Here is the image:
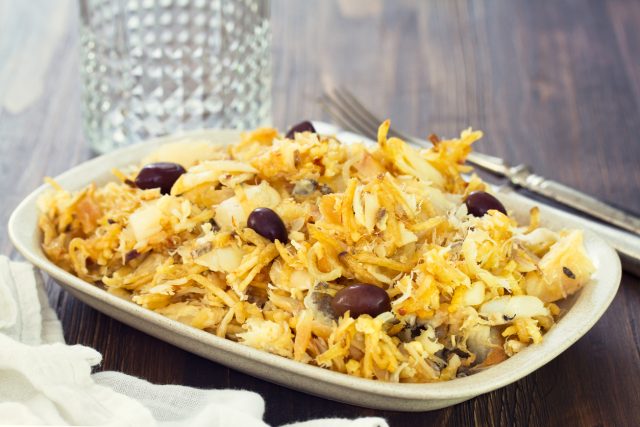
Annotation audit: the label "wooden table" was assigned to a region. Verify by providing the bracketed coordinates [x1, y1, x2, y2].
[2, 1, 639, 425]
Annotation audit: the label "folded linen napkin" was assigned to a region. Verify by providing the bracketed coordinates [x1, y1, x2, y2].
[0, 256, 388, 427]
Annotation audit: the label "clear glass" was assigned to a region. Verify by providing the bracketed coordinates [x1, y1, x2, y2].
[79, 0, 271, 153]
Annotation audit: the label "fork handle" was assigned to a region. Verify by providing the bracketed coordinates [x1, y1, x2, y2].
[510, 167, 640, 236]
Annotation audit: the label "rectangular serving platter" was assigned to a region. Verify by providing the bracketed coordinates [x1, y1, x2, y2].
[8, 128, 621, 411]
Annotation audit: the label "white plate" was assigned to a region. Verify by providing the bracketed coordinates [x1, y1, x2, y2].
[8, 129, 621, 411]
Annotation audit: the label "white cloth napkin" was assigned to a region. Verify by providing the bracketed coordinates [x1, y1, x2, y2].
[0, 256, 388, 427]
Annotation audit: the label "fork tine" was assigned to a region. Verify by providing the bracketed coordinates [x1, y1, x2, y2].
[324, 89, 377, 139]
[335, 87, 397, 135]
[329, 87, 427, 146]
[319, 91, 379, 141]
[318, 100, 369, 139]
[333, 87, 382, 131]
[318, 98, 376, 141]
[324, 88, 507, 170]
[337, 86, 416, 142]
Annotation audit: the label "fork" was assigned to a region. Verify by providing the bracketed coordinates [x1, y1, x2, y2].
[319, 87, 640, 237]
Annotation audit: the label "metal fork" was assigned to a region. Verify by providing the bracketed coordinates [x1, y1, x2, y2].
[319, 87, 640, 236]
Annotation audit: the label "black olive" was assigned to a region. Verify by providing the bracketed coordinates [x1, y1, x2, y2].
[464, 191, 507, 217]
[563, 266, 576, 279]
[285, 121, 316, 139]
[134, 162, 186, 195]
[246, 285, 268, 308]
[208, 218, 220, 232]
[125, 249, 140, 263]
[247, 207, 288, 242]
[331, 283, 391, 318]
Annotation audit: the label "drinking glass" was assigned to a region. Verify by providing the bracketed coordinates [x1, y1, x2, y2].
[79, 0, 271, 153]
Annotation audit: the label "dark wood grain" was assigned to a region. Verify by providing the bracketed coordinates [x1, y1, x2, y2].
[2, 0, 640, 426]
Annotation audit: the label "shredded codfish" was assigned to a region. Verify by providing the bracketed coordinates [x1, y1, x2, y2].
[38, 121, 594, 382]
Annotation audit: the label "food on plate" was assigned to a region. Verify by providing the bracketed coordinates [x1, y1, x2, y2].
[38, 120, 595, 382]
